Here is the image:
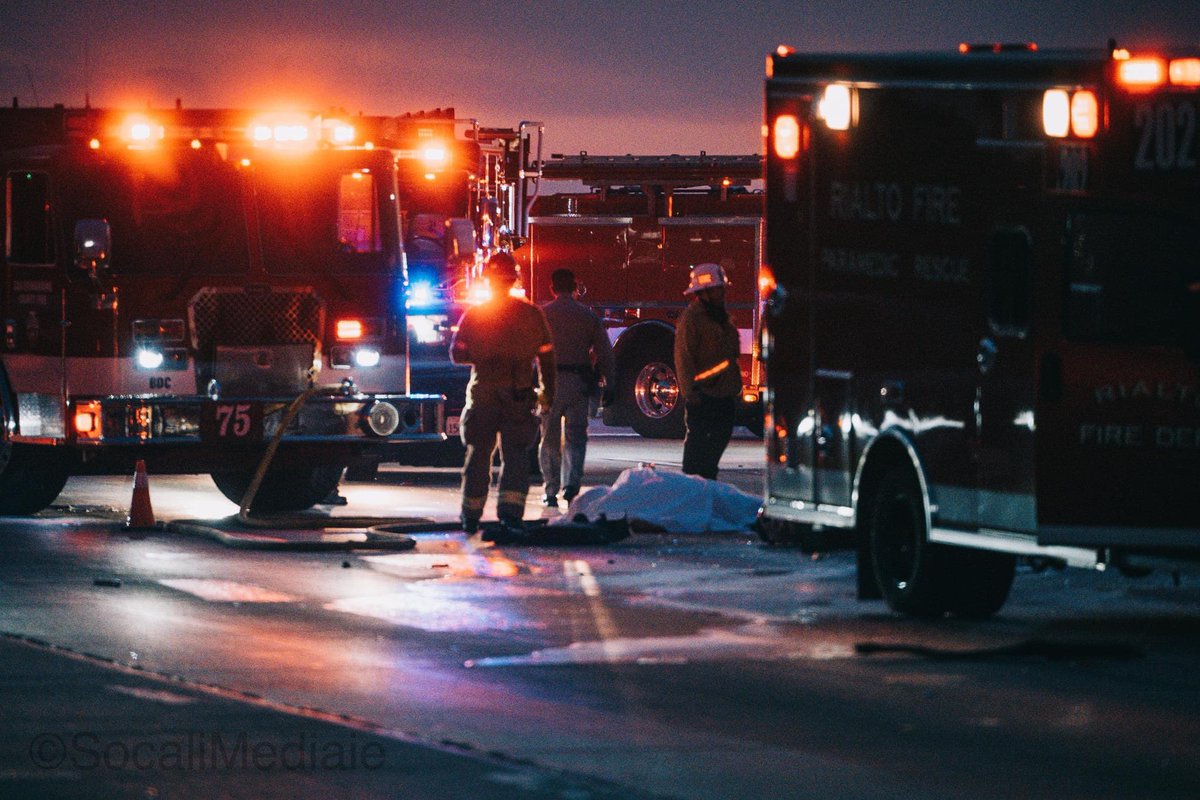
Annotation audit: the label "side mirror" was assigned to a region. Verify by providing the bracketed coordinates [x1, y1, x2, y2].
[766, 284, 788, 317]
[446, 218, 476, 261]
[74, 219, 111, 277]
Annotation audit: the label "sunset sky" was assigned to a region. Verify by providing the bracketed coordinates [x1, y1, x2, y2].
[4, 1, 1199, 156]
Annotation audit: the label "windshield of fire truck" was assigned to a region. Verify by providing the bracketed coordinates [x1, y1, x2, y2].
[1065, 208, 1199, 346]
[253, 157, 393, 275]
[62, 150, 250, 275]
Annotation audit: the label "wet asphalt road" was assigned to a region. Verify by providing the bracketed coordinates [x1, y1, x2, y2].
[2, 427, 1200, 799]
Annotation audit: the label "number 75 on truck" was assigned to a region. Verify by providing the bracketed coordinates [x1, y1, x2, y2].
[759, 43, 1200, 616]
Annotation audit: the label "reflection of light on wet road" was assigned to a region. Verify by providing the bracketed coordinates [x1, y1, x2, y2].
[328, 537, 535, 631]
[362, 547, 521, 581]
[564, 559, 620, 658]
[158, 579, 299, 603]
[467, 623, 857, 667]
[325, 592, 543, 632]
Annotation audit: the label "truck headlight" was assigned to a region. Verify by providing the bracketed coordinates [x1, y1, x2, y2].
[136, 348, 165, 369]
[353, 348, 381, 368]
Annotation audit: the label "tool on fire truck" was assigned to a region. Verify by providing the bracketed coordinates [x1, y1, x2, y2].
[760, 41, 1200, 617]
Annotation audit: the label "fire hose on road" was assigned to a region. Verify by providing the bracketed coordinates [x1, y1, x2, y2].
[166, 385, 462, 551]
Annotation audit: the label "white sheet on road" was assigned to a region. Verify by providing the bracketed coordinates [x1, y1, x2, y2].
[555, 466, 760, 533]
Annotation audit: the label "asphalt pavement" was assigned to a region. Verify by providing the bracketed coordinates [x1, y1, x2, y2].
[0, 633, 652, 800]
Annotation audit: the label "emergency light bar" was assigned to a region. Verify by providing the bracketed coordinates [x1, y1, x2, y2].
[1118, 57, 1166, 87]
[1113, 52, 1200, 88]
[75, 110, 362, 151]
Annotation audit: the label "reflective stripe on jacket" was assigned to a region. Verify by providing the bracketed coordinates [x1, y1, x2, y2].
[674, 300, 741, 400]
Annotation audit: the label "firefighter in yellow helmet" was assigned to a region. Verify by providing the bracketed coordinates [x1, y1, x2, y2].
[674, 262, 741, 480]
[450, 251, 556, 531]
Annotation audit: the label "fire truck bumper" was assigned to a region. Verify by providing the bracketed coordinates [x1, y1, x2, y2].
[68, 392, 445, 450]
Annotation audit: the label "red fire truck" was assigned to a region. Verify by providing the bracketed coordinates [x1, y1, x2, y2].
[0, 104, 448, 513]
[761, 43, 1200, 616]
[520, 153, 764, 438]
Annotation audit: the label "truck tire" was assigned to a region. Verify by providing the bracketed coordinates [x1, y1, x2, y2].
[868, 467, 1014, 618]
[868, 468, 947, 616]
[941, 547, 1017, 620]
[620, 341, 685, 439]
[211, 463, 345, 513]
[0, 444, 69, 515]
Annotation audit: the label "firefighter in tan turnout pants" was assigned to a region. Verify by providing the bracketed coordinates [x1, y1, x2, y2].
[450, 252, 556, 532]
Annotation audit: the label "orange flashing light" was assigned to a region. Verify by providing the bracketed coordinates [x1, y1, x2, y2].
[335, 319, 364, 340]
[1070, 91, 1099, 138]
[122, 114, 164, 147]
[74, 401, 102, 439]
[1170, 58, 1200, 86]
[74, 411, 96, 434]
[326, 121, 355, 144]
[88, 138, 101, 150]
[1118, 57, 1166, 88]
[773, 114, 801, 159]
[757, 264, 777, 299]
[467, 282, 493, 305]
[421, 144, 448, 166]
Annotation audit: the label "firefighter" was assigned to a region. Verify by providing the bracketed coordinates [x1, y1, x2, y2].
[538, 268, 616, 507]
[450, 252, 556, 531]
[674, 263, 741, 480]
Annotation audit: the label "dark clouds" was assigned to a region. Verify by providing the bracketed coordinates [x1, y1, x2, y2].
[3, 0, 1198, 154]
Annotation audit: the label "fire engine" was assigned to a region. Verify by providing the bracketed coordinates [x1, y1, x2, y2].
[760, 43, 1200, 616]
[0, 103, 449, 513]
[521, 153, 764, 438]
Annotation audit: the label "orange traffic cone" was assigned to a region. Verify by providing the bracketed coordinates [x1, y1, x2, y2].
[124, 459, 157, 530]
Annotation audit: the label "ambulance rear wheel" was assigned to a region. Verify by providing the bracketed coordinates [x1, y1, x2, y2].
[868, 467, 1014, 618]
[211, 463, 346, 513]
[868, 468, 948, 617]
[0, 444, 69, 515]
[622, 342, 685, 439]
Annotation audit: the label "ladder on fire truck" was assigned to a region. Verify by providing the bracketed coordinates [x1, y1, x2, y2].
[541, 153, 762, 214]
